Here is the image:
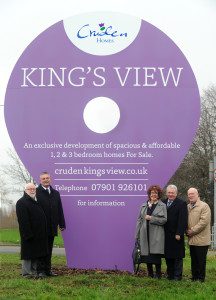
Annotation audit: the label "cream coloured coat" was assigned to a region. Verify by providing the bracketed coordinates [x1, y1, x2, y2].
[187, 199, 211, 246]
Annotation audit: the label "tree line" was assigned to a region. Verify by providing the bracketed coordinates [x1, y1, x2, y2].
[168, 85, 216, 223]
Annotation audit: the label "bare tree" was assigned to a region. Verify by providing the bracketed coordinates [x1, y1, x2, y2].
[0, 148, 34, 185]
[0, 148, 34, 228]
[169, 85, 216, 222]
[0, 174, 10, 204]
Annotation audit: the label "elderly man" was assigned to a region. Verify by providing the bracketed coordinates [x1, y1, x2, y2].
[163, 184, 188, 280]
[16, 183, 48, 278]
[187, 187, 211, 282]
[36, 171, 65, 276]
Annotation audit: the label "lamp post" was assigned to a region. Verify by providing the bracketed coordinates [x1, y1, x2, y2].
[209, 157, 216, 249]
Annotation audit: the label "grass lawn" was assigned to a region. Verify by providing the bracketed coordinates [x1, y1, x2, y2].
[0, 253, 216, 300]
[0, 228, 64, 247]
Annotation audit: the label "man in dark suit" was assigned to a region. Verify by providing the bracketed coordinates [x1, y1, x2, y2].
[163, 184, 188, 280]
[16, 183, 48, 278]
[36, 171, 66, 276]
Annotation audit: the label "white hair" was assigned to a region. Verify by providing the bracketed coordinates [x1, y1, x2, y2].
[166, 184, 178, 193]
[24, 182, 35, 190]
[187, 187, 199, 195]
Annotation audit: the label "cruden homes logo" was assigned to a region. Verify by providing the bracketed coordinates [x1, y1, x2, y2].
[77, 21, 128, 43]
[99, 23, 105, 31]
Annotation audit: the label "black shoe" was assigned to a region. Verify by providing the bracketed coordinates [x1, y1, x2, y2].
[46, 271, 58, 277]
[37, 272, 47, 279]
[191, 277, 197, 281]
[174, 277, 182, 281]
[23, 274, 35, 279]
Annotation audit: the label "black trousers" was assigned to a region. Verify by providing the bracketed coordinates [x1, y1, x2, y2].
[36, 257, 47, 274]
[147, 263, 161, 278]
[189, 245, 209, 282]
[43, 236, 54, 274]
[165, 258, 183, 280]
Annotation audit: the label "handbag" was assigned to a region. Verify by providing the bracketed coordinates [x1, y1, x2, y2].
[132, 240, 142, 274]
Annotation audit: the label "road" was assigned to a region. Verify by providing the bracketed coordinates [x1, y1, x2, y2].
[0, 245, 65, 255]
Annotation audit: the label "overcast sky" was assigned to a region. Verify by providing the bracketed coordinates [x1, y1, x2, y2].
[0, 0, 216, 153]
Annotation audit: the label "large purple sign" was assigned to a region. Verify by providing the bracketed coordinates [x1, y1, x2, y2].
[4, 12, 200, 271]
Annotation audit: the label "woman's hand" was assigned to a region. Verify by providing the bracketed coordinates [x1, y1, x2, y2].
[145, 215, 152, 221]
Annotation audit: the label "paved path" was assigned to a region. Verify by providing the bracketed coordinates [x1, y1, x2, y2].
[0, 245, 65, 255]
[1, 245, 215, 257]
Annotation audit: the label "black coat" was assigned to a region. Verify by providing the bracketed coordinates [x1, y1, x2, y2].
[163, 198, 188, 259]
[16, 192, 48, 260]
[36, 184, 66, 237]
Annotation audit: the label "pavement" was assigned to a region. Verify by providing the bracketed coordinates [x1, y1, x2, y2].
[1, 245, 215, 257]
[0, 245, 65, 255]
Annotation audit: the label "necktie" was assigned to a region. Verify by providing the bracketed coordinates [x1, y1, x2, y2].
[46, 188, 50, 194]
[167, 201, 172, 207]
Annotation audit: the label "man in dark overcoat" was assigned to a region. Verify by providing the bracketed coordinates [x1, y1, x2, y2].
[16, 183, 48, 278]
[36, 171, 66, 276]
[163, 184, 188, 280]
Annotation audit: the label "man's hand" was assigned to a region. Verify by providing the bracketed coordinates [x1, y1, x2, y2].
[187, 229, 194, 237]
[175, 235, 181, 240]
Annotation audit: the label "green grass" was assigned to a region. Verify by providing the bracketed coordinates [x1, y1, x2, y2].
[0, 253, 216, 299]
[0, 228, 64, 247]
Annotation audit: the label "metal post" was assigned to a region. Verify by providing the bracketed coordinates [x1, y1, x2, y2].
[214, 156, 216, 249]
[209, 160, 214, 182]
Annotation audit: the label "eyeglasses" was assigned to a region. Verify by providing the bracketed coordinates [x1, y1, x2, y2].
[26, 188, 36, 191]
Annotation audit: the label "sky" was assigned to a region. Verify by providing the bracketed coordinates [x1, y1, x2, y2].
[0, 0, 216, 154]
